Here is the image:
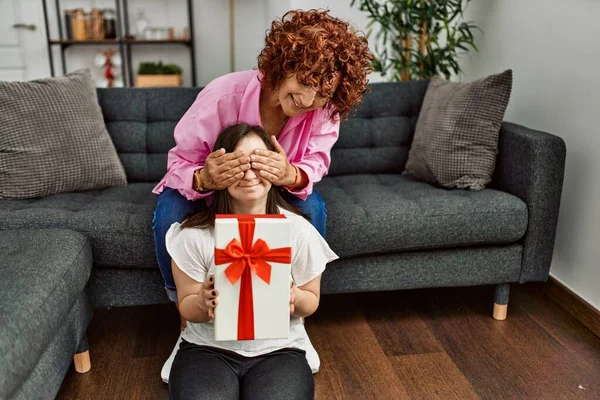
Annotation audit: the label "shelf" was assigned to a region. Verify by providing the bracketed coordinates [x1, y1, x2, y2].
[49, 39, 120, 45]
[43, 0, 197, 86]
[122, 39, 191, 44]
[49, 39, 191, 45]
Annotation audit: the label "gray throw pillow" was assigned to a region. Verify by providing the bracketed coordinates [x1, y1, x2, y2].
[404, 70, 513, 190]
[0, 69, 126, 199]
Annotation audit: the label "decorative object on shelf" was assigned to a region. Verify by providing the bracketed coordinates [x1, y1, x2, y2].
[71, 8, 87, 40]
[103, 8, 117, 39]
[64, 9, 73, 39]
[134, 9, 149, 39]
[145, 27, 171, 40]
[136, 61, 182, 87]
[89, 8, 105, 40]
[94, 49, 123, 88]
[351, 0, 479, 81]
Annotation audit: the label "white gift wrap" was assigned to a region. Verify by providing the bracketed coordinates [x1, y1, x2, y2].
[214, 215, 291, 341]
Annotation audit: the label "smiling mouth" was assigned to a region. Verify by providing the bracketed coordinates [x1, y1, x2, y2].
[291, 95, 305, 109]
[238, 182, 259, 188]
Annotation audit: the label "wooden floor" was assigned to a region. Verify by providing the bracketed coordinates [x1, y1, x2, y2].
[57, 282, 600, 399]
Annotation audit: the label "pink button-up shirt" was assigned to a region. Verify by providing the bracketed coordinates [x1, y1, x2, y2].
[153, 70, 340, 201]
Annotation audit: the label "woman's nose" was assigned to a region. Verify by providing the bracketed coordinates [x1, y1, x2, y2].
[300, 88, 316, 108]
[243, 167, 258, 180]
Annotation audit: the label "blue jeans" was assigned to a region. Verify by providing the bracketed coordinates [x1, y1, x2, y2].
[153, 188, 327, 302]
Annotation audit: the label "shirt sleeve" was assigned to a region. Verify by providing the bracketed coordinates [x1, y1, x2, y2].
[290, 112, 340, 200]
[161, 87, 239, 201]
[290, 216, 339, 287]
[165, 223, 209, 283]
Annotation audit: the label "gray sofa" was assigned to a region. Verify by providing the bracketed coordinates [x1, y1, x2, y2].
[0, 229, 92, 399]
[0, 80, 566, 315]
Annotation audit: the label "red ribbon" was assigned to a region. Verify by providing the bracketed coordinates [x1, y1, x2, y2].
[214, 215, 291, 340]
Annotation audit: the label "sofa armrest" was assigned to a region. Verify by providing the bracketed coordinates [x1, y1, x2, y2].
[491, 122, 566, 282]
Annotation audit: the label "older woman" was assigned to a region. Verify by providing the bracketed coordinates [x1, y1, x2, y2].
[153, 9, 372, 306]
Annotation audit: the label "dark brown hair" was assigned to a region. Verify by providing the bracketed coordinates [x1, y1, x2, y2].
[180, 123, 302, 230]
[257, 9, 373, 121]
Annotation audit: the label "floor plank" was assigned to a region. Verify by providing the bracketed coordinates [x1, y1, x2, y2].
[391, 353, 479, 400]
[363, 291, 444, 356]
[306, 294, 411, 400]
[415, 286, 599, 399]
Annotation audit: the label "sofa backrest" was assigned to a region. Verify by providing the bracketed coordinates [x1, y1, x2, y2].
[329, 80, 428, 176]
[97, 80, 428, 182]
[97, 87, 198, 182]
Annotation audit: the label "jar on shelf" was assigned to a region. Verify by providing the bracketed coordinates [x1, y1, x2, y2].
[90, 8, 105, 40]
[103, 8, 117, 39]
[71, 9, 87, 40]
[134, 10, 149, 39]
[64, 9, 73, 39]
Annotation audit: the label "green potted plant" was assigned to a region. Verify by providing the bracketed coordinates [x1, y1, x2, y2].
[351, 0, 479, 81]
[136, 61, 183, 87]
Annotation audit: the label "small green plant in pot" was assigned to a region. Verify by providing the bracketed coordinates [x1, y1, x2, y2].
[351, 0, 479, 81]
[136, 61, 183, 87]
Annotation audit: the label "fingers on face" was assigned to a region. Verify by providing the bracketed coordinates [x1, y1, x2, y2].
[252, 148, 276, 158]
[250, 154, 280, 166]
[228, 159, 251, 173]
[221, 172, 245, 187]
[251, 162, 280, 176]
[257, 170, 278, 182]
[215, 150, 248, 166]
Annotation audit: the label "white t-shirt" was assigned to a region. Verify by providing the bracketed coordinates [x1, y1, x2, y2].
[165, 208, 338, 371]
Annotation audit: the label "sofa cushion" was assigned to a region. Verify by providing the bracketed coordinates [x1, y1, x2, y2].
[404, 70, 513, 190]
[0, 69, 127, 200]
[0, 183, 157, 268]
[0, 229, 91, 398]
[316, 174, 528, 258]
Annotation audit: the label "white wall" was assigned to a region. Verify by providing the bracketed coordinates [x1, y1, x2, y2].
[460, 0, 600, 310]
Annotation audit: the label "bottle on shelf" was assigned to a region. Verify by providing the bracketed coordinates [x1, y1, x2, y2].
[103, 8, 117, 39]
[64, 9, 73, 39]
[134, 9, 149, 40]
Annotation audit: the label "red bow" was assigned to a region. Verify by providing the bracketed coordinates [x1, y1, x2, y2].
[214, 215, 291, 340]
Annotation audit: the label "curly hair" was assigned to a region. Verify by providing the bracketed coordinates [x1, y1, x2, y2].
[257, 9, 373, 121]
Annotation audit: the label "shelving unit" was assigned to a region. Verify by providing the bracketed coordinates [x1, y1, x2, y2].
[42, 0, 197, 87]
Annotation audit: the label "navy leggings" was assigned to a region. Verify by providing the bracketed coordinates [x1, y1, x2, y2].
[152, 188, 327, 301]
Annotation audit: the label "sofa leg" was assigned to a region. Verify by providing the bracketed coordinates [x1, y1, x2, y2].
[74, 336, 91, 373]
[493, 283, 510, 321]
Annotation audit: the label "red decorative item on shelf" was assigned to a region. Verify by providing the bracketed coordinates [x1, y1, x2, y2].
[101, 49, 116, 87]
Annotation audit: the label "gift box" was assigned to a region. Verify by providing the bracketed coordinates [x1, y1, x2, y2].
[214, 214, 292, 341]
